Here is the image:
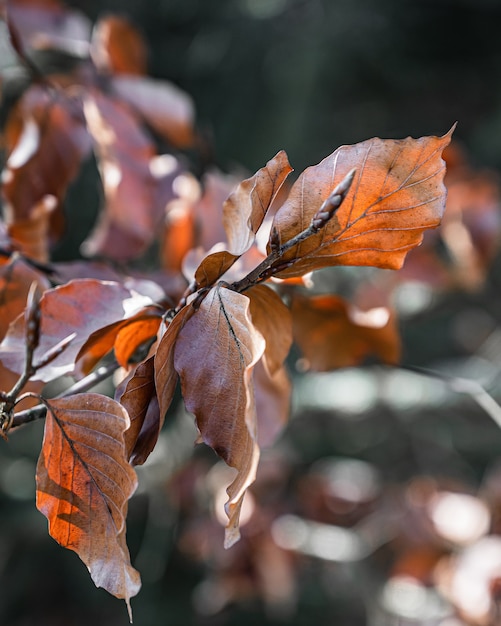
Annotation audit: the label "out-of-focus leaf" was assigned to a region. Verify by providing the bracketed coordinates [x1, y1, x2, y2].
[36, 394, 140, 616]
[291, 294, 401, 370]
[111, 76, 195, 148]
[173, 285, 265, 547]
[0, 279, 137, 381]
[7, 195, 56, 263]
[90, 14, 147, 75]
[2, 85, 91, 243]
[269, 129, 454, 278]
[116, 356, 160, 465]
[223, 151, 292, 256]
[82, 92, 178, 261]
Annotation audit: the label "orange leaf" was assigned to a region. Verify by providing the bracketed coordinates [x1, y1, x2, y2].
[269, 128, 454, 277]
[223, 151, 293, 255]
[114, 315, 161, 369]
[90, 14, 148, 75]
[173, 285, 265, 547]
[36, 394, 140, 616]
[291, 294, 401, 371]
[116, 356, 160, 465]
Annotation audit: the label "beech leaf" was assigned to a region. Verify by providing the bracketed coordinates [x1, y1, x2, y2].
[173, 285, 265, 547]
[269, 128, 454, 277]
[0, 279, 136, 381]
[223, 150, 293, 256]
[36, 394, 140, 618]
[254, 361, 291, 448]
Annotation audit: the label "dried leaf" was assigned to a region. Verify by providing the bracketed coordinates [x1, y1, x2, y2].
[82, 92, 177, 261]
[291, 294, 401, 371]
[269, 128, 454, 277]
[194, 250, 239, 289]
[173, 285, 265, 547]
[154, 305, 195, 420]
[0, 279, 136, 381]
[7, 195, 57, 263]
[223, 151, 292, 256]
[36, 394, 140, 616]
[114, 315, 161, 369]
[116, 356, 160, 465]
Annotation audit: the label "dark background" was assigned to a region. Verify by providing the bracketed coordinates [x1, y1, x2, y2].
[2, 0, 501, 625]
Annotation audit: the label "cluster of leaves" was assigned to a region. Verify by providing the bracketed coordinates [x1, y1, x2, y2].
[0, 0, 459, 619]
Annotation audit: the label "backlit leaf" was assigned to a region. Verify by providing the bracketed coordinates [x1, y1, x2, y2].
[269, 128, 454, 277]
[0, 279, 136, 381]
[173, 285, 265, 547]
[36, 394, 140, 616]
[223, 151, 292, 256]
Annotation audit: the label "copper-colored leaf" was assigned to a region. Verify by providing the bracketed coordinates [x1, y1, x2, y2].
[0, 279, 135, 381]
[194, 249, 240, 289]
[154, 305, 195, 420]
[7, 195, 56, 263]
[114, 315, 161, 369]
[116, 356, 160, 465]
[173, 285, 265, 547]
[2, 85, 91, 243]
[111, 76, 195, 148]
[247, 284, 292, 376]
[36, 394, 140, 615]
[82, 92, 177, 261]
[291, 294, 401, 371]
[90, 14, 147, 75]
[223, 151, 293, 255]
[269, 128, 454, 278]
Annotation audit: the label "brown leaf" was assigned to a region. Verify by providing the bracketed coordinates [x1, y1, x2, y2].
[2, 85, 91, 243]
[36, 394, 140, 616]
[114, 315, 161, 369]
[173, 285, 265, 547]
[269, 128, 454, 277]
[0, 254, 50, 341]
[291, 294, 401, 371]
[82, 92, 177, 261]
[90, 14, 147, 75]
[0, 279, 136, 381]
[223, 151, 293, 256]
[7, 195, 57, 263]
[154, 305, 195, 420]
[247, 285, 292, 376]
[116, 356, 160, 465]
[194, 250, 240, 289]
[111, 76, 195, 148]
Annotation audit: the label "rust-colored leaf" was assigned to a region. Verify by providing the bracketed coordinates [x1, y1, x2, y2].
[194, 250, 239, 289]
[36, 394, 140, 615]
[116, 356, 160, 465]
[2, 86, 91, 245]
[291, 294, 401, 371]
[269, 128, 454, 277]
[90, 14, 147, 75]
[114, 315, 161, 369]
[173, 285, 265, 547]
[223, 151, 293, 256]
[82, 92, 177, 261]
[247, 285, 292, 376]
[154, 305, 195, 420]
[7, 195, 56, 263]
[0, 279, 135, 381]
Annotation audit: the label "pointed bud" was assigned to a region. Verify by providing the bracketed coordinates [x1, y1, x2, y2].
[311, 168, 356, 231]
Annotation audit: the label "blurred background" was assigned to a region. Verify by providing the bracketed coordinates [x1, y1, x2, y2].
[2, 0, 501, 624]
